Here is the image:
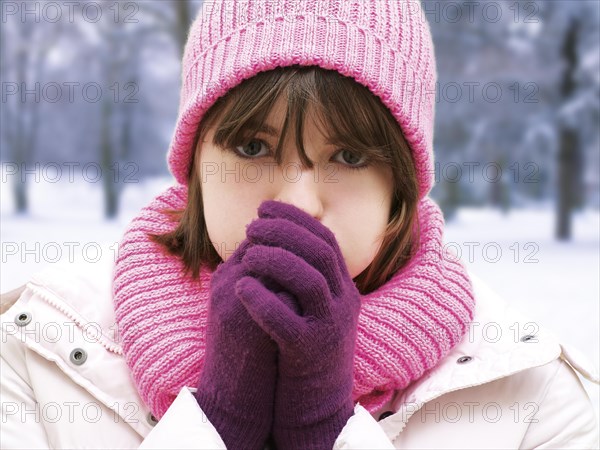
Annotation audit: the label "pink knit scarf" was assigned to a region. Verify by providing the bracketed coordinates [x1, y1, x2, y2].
[112, 185, 475, 419]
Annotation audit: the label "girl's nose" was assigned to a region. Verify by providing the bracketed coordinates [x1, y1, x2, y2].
[273, 165, 324, 221]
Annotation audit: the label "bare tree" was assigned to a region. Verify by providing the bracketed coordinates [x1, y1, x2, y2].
[137, 0, 195, 58]
[96, 0, 195, 218]
[556, 17, 584, 240]
[1, 19, 62, 213]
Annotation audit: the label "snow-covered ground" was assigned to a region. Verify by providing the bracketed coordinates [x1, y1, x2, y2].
[1, 174, 599, 426]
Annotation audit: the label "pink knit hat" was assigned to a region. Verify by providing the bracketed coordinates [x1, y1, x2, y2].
[167, 0, 437, 199]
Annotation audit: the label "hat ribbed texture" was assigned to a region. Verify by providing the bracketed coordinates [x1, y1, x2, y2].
[113, 186, 475, 418]
[167, 0, 437, 199]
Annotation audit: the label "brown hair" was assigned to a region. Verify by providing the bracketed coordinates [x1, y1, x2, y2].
[149, 65, 420, 295]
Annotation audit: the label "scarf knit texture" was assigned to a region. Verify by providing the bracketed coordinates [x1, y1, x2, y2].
[112, 185, 476, 420]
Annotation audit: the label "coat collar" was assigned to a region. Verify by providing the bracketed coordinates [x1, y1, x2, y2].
[1, 261, 156, 438]
[376, 271, 600, 440]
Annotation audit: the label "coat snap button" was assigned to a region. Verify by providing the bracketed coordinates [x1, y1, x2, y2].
[379, 411, 394, 421]
[69, 348, 88, 365]
[520, 334, 536, 343]
[14, 312, 32, 327]
[457, 356, 473, 364]
[147, 412, 159, 426]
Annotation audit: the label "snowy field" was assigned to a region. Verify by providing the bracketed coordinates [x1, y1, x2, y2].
[1, 174, 599, 427]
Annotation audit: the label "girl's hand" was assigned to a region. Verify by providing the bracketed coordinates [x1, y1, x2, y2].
[236, 200, 361, 450]
[194, 238, 277, 450]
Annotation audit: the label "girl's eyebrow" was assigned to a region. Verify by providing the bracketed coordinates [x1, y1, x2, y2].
[243, 118, 339, 149]
[243, 120, 280, 137]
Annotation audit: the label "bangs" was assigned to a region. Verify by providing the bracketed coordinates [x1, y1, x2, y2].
[207, 65, 396, 169]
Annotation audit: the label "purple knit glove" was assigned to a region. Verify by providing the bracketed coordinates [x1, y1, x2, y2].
[236, 200, 362, 450]
[194, 238, 280, 450]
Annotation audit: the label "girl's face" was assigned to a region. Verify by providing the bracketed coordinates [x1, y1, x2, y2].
[197, 96, 394, 278]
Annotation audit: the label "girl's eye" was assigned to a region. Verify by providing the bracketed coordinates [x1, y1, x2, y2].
[333, 149, 370, 171]
[232, 138, 272, 159]
[229, 139, 370, 171]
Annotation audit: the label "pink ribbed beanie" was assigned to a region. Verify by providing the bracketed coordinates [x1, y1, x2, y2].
[168, 0, 437, 199]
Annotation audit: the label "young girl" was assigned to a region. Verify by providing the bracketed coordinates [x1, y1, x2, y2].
[2, 0, 599, 449]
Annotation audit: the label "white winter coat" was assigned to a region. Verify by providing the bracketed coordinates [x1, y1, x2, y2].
[1, 260, 599, 449]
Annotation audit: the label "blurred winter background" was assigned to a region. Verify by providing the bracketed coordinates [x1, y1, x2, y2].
[1, 0, 599, 423]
